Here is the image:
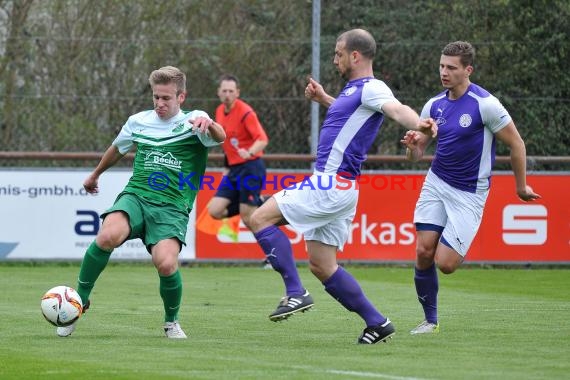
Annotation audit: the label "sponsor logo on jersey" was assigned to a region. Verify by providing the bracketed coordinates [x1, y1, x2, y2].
[434, 107, 446, 125]
[145, 151, 182, 170]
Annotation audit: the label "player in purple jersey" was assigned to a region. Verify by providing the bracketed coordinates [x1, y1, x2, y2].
[401, 41, 541, 335]
[249, 28, 437, 344]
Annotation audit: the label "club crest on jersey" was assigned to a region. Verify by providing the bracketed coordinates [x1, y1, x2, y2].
[171, 122, 187, 133]
[343, 86, 357, 96]
[459, 114, 472, 128]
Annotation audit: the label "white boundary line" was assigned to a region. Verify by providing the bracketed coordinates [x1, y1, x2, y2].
[326, 369, 430, 380]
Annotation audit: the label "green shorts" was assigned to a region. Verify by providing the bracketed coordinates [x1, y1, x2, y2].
[102, 192, 189, 253]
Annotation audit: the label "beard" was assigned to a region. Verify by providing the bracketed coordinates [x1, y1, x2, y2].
[339, 67, 351, 81]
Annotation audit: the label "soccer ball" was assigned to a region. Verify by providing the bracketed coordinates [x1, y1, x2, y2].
[40, 286, 83, 327]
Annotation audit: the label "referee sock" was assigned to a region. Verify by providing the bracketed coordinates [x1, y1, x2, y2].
[160, 270, 183, 323]
[414, 263, 439, 324]
[225, 201, 240, 218]
[76, 242, 112, 305]
[254, 225, 305, 296]
[323, 266, 386, 327]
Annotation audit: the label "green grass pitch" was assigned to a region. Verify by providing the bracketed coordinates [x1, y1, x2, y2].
[0, 263, 568, 379]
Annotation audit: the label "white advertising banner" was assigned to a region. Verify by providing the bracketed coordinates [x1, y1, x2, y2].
[0, 169, 196, 260]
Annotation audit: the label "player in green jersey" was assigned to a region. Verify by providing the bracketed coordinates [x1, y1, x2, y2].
[57, 66, 225, 339]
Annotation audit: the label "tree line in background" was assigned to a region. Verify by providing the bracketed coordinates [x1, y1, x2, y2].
[0, 0, 568, 169]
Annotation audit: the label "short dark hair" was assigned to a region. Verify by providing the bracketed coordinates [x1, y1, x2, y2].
[337, 28, 377, 60]
[442, 41, 475, 67]
[218, 74, 240, 88]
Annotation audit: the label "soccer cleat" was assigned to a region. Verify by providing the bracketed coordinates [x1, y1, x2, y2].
[164, 321, 187, 339]
[358, 318, 395, 344]
[56, 300, 90, 337]
[269, 290, 314, 321]
[56, 322, 76, 337]
[262, 258, 273, 270]
[410, 320, 440, 335]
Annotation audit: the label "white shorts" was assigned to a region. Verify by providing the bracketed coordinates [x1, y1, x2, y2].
[274, 173, 358, 250]
[413, 170, 489, 257]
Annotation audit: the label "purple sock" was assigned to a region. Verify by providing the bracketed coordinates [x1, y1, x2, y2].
[414, 263, 439, 324]
[254, 225, 304, 296]
[323, 266, 386, 327]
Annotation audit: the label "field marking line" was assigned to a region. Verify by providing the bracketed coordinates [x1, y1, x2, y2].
[326, 369, 430, 380]
[291, 365, 431, 380]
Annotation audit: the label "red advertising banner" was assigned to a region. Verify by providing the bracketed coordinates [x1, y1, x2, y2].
[195, 172, 569, 263]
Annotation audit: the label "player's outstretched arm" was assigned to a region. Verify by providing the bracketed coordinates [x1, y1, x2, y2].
[495, 122, 541, 201]
[381, 102, 438, 138]
[305, 77, 335, 108]
[84, 145, 125, 194]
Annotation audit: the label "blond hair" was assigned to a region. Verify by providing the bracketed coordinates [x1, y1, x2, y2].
[148, 66, 186, 94]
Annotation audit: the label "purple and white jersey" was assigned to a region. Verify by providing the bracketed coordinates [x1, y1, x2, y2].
[421, 83, 511, 193]
[314, 77, 400, 179]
